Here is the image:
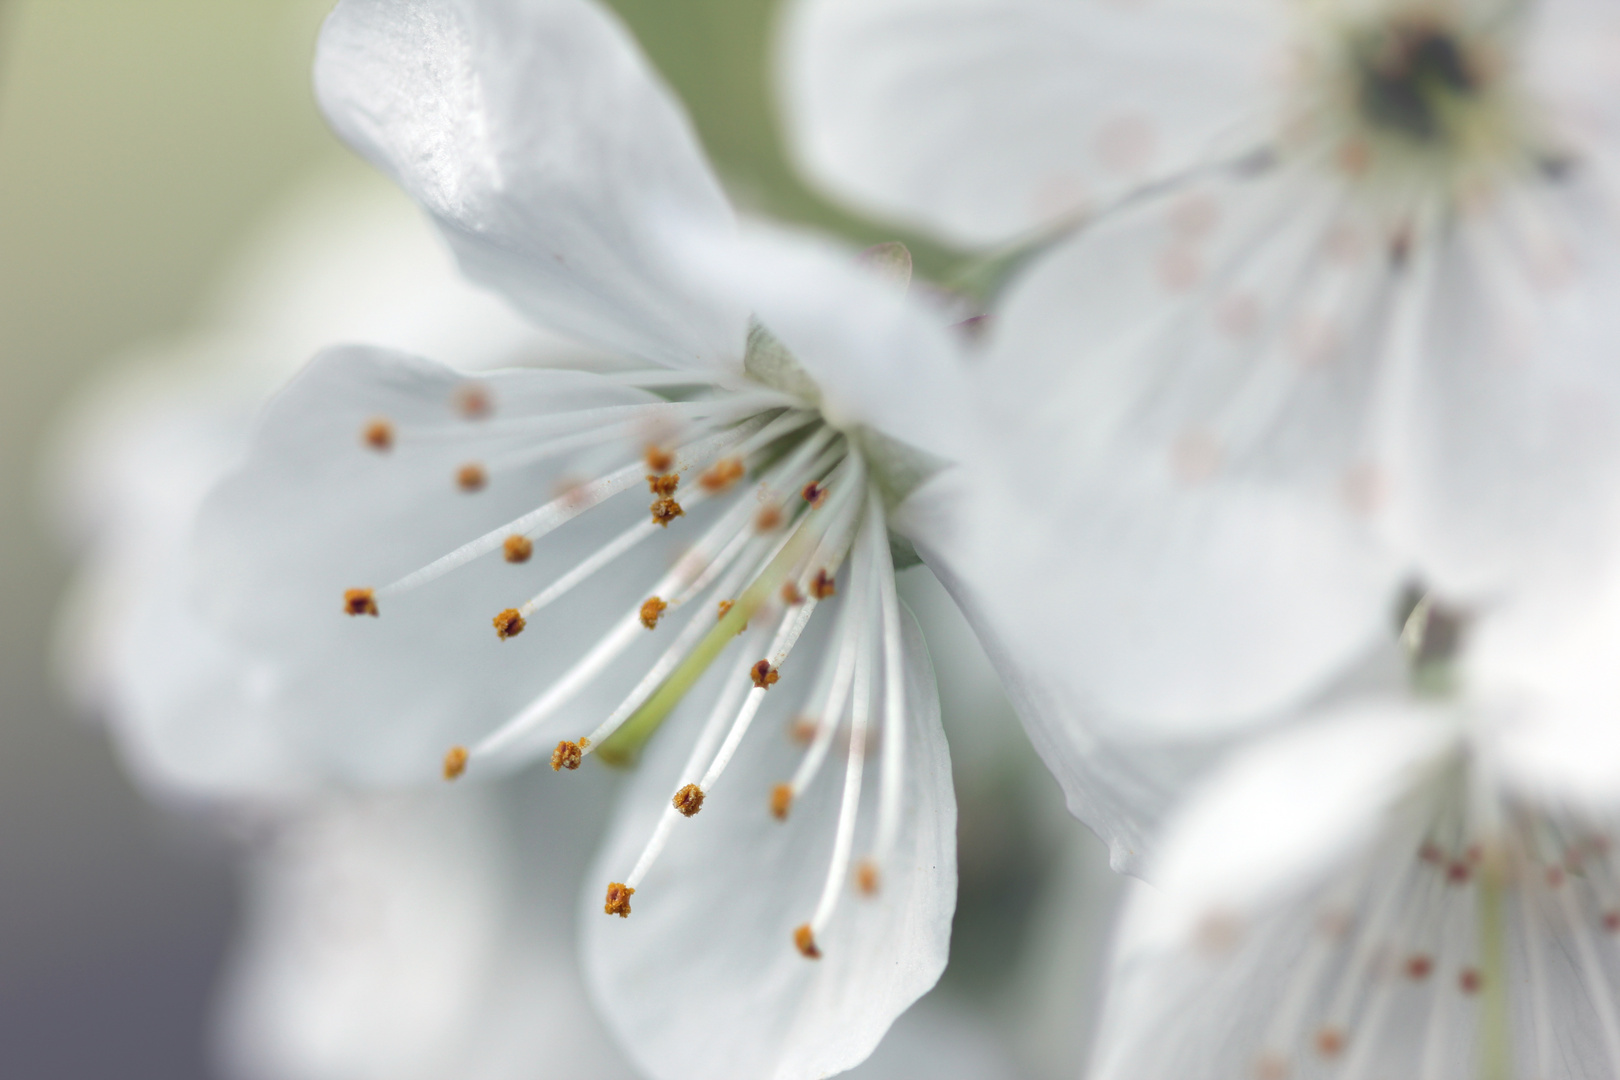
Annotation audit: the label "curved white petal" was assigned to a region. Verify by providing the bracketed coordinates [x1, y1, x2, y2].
[778, 0, 1281, 247]
[668, 220, 975, 465]
[582, 604, 954, 1080]
[189, 347, 677, 785]
[315, 0, 748, 371]
[1090, 706, 1465, 1080]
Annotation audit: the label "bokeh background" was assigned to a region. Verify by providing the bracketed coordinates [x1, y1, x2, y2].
[0, 2, 1100, 1076]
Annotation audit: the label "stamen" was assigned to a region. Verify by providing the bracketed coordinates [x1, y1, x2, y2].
[551, 740, 584, 771]
[752, 661, 779, 689]
[717, 600, 735, 620]
[456, 463, 487, 492]
[640, 597, 668, 629]
[604, 882, 635, 917]
[647, 473, 680, 497]
[802, 481, 828, 507]
[493, 608, 526, 639]
[362, 418, 394, 451]
[503, 535, 533, 563]
[650, 498, 684, 527]
[645, 446, 675, 473]
[755, 506, 784, 531]
[699, 457, 745, 492]
[794, 924, 821, 959]
[380, 419, 769, 598]
[855, 859, 881, 896]
[343, 587, 378, 616]
[673, 784, 705, 817]
[870, 486, 908, 866]
[810, 569, 836, 599]
[770, 783, 793, 820]
[442, 745, 468, 780]
[781, 582, 804, 606]
[453, 381, 492, 419]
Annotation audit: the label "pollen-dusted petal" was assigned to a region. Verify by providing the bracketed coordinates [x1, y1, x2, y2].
[453, 381, 492, 419]
[456, 462, 487, 491]
[343, 587, 379, 616]
[639, 596, 668, 630]
[855, 859, 881, 896]
[793, 923, 821, 959]
[780, 582, 804, 606]
[442, 745, 468, 780]
[770, 783, 793, 821]
[698, 456, 745, 492]
[751, 660, 779, 689]
[673, 783, 705, 817]
[754, 505, 783, 532]
[502, 534, 533, 563]
[650, 498, 685, 527]
[604, 882, 635, 918]
[644, 445, 675, 473]
[646, 472, 680, 497]
[361, 417, 394, 451]
[801, 481, 828, 507]
[809, 569, 836, 599]
[550, 739, 585, 771]
[493, 608, 526, 639]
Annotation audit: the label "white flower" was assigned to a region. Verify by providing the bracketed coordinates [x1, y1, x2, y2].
[779, 0, 1620, 745]
[1084, 584, 1620, 1079]
[181, 0, 1000, 1076]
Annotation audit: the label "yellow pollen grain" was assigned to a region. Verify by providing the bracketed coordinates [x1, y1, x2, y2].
[698, 457, 745, 492]
[801, 481, 828, 507]
[770, 783, 793, 821]
[443, 745, 469, 781]
[454, 381, 492, 419]
[639, 596, 668, 630]
[644, 445, 675, 473]
[793, 924, 821, 959]
[493, 608, 526, 639]
[361, 418, 394, 451]
[604, 882, 634, 917]
[551, 739, 584, 771]
[717, 599, 734, 621]
[456, 462, 487, 492]
[751, 660, 779, 689]
[343, 587, 378, 617]
[754, 505, 783, 532]
[855, 859, 881, 896]
[780, 582, 804, 606]
[809, 570, 836, 599]
[646, 472, 680, 498]
[673, 783, 705, 817]
[650, 497, 685, 527]
[503, 534, 533, 563]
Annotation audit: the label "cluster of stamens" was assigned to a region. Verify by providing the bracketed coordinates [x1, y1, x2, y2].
[344, 375, 913, 961]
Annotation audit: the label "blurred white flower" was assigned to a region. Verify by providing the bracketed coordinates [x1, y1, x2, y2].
[1086, 584, 1620, 1080]
[175, 0, 1029, 1076]
[781, 0, 1620, 754]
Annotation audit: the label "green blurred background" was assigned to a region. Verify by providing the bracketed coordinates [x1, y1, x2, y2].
[0, 3, 1069, 1077]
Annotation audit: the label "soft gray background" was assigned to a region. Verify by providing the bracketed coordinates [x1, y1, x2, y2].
[0, 2, 1085, 1076]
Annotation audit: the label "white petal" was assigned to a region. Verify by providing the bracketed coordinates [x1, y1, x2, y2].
[189, 346, 672, 784]
[216, 775, 639, 1080]
[778, 0, 1280, 247]
[582, 603, 954, 1080]
[315, 0, 748, 371]
[670, 220, 974, 464]
[1090, 706, 1464, 1080]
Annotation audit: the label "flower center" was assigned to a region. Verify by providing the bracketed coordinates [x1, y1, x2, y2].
[1355, 20, 1477, 143]
[340, 369, 913, 959]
